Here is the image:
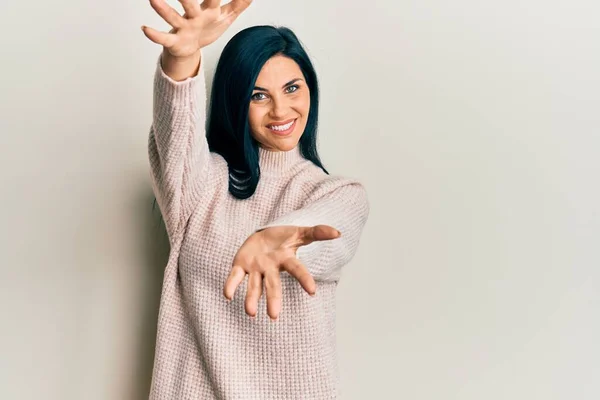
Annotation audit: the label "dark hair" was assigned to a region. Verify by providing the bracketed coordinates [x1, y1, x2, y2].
[206, 25, 328, 200]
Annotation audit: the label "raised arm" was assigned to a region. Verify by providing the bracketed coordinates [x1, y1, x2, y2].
[142, 0, 253, 240]
[147, 51, 211, 240]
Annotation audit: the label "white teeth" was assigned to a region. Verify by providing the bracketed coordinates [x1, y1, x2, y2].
[268, 120, 294, 131]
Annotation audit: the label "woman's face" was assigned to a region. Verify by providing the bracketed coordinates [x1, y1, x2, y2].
[248, 55, 310, 152]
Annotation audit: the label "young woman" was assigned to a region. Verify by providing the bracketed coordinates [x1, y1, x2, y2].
[142, 1, 369, 398]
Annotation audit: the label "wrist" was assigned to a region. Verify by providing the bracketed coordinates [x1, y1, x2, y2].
[160, 49, 202, 82]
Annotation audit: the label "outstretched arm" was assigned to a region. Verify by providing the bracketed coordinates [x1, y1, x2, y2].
[256, 182, 370, 282]
[224, 182, 369, 320]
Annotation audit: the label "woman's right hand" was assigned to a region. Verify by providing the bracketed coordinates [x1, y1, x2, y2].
[142, 0, 253, 58]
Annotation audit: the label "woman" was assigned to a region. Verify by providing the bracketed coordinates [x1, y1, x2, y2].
[142, 1, 369, 398]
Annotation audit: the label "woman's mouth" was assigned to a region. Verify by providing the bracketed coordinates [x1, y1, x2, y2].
[266, 119, 297, 136]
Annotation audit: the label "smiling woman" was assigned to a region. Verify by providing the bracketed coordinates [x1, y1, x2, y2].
[143, 1, 370, 399]
[206, 25, 325, 200]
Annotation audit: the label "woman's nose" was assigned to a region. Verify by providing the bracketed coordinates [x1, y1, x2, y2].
[269, 97, 289, 119]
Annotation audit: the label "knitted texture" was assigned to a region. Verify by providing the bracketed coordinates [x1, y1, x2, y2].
[147, 52, 370, 400]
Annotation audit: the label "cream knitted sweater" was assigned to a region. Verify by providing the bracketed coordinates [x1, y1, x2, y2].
[147, 53, 370, 400]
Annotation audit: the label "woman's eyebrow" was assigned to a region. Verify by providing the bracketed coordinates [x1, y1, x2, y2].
[253, 78, 304, 91]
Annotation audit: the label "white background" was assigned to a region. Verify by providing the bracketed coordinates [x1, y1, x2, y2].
[0, 0, 598, 399]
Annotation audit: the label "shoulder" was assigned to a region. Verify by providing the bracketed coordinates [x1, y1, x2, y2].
[296, 163, 369, 211]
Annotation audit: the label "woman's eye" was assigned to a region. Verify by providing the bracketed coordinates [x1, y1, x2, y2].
[251, 93, 267, 101]
[286, 85, 299, 93]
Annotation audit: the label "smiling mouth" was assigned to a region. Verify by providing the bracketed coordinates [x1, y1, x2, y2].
[266, 119, 297, 136]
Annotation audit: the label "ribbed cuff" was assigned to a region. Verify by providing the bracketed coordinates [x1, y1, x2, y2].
[153, 51, 205, 110]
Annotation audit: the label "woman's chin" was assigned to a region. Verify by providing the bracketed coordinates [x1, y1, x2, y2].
[257, 137, 300, 152]
[275, 140, 300, 151]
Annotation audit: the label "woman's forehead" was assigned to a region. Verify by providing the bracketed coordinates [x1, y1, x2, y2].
[255, 56, 303, 87]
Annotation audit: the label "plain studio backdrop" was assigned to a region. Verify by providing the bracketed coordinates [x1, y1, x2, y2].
[0, 0, 598, 399]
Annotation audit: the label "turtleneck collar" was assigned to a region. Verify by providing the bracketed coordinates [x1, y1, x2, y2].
[258, 145, 305, 177]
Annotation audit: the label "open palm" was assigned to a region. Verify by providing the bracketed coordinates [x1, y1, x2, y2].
[142, 0, 253, 57]
[223, 225, 342, 320]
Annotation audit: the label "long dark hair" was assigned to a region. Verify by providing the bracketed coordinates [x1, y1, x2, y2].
[206, 25, 328, 200]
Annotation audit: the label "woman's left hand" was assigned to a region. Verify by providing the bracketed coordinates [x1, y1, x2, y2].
[223, 225, 341, 320]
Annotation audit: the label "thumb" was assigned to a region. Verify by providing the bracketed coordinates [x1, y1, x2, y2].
[303, 225, 341, 244]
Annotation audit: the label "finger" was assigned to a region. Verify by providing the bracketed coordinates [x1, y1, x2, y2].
[263, 270, 282, 320]
[221, 0, 253, 17]
[149, 0, 184, 29]
[178, 0, 201, 17]
[281, 257, 316, 296]
[141, 25, 178, 48]
[223, 265, 246, 300]
[245, 272, 263, 317]
[201, 0, 221, 10]
[301, 225, 341, 246]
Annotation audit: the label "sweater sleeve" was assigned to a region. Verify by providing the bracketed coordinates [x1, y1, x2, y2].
[148, 51, 212, 242]
[255, 182, 370, 283]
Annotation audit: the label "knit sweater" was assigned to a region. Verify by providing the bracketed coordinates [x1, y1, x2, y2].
[147, 52, 370, 400]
